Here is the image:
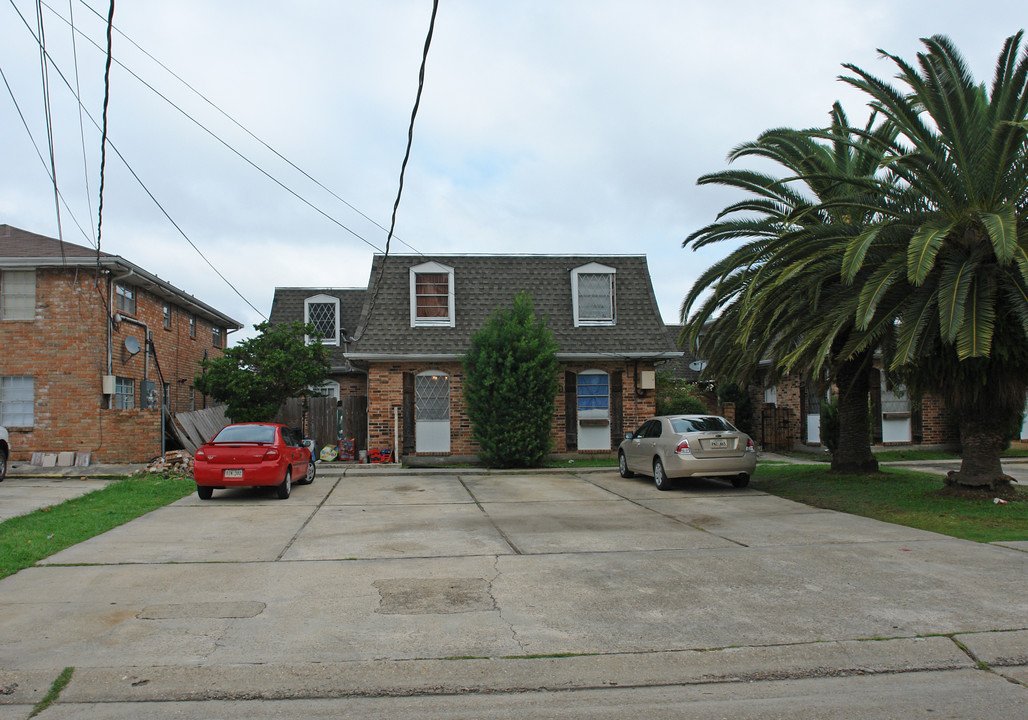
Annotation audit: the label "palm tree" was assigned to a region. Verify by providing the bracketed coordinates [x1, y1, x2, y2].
[840, 32, 1028, 489]
[682, 103, 896, 473]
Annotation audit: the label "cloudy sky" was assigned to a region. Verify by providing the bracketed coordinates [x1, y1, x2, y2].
[1, 1, 1023, 340]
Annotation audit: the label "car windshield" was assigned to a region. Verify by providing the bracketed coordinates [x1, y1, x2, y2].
[670, 417, 735, 433]
[212, 425, 276, 444]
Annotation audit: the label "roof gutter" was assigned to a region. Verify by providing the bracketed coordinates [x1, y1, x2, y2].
[345, 351, 685, 362]
[5, 255, 242, 329]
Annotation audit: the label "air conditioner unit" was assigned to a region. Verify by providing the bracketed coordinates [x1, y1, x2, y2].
[102, 375, 116, 395]
[639, 370, 655, 390]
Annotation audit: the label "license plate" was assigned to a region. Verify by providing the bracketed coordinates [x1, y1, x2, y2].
[709, 439, 728, 449]
[224, 469, 243, 478]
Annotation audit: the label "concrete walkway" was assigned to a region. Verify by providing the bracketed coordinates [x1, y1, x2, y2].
[0, 463, 1025, 718]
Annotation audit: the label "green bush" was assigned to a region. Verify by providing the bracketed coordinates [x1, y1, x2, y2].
[655, 371, 707, 416]
[463, 292, 560, 467]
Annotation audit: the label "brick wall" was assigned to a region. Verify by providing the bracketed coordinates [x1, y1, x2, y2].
[920, 393, 960, 445]
[0, 267, 228, 462]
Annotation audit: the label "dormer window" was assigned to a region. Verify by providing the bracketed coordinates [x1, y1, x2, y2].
[571, 262, 616, 326]
[410, 262, 455, 327]
[305, 294, 340, 345]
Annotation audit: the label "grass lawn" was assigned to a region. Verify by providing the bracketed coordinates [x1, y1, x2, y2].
[752, 463, 1028, 544]
[0, 471, 195, 581]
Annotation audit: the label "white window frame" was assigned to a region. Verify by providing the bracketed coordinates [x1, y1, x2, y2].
[115, 283, 136, 315]
[409, 262, 455, 327]
[113, 377, 135, 409]
[571, 262, 616, 327]
[304, 294, 340, 345]
[1, 270, 36, 321]
[312, 379, 340, 400]
[764, 385, 777, 406]
[0, 375, 34, 427]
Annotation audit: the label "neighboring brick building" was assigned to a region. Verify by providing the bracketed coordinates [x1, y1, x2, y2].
[274, 255, 679, 462]
[0, 225, 242, 463]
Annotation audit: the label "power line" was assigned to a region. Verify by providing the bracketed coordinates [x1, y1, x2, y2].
[0, 62, 96, 247]
[95, 0, 113, 265]
[35, 0, 65, 260]
[7, 0, 266, 319]
[68, 0, 97, 247]
[355, 0, 439, 341]
[69, 0, 424, 257]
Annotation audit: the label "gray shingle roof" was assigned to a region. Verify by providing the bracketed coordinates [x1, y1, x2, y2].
[0, 224, 241, 329]
[348, 255, 678, 359]
[661, 324, 702, 380]
[270, 287, 367, 368]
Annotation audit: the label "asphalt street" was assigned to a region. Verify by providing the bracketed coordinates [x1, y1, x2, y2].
[0, 464, 1025, 718]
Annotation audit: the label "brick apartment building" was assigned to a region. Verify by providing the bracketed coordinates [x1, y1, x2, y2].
[274, 255, 680, 462]
[0, 225, 242, 463]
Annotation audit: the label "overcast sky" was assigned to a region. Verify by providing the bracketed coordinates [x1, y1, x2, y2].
[2, 1, 1023, 340]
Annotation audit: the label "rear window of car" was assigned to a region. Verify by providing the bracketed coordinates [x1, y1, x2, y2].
[212, 425, 277, 444]
[670, 417, 735, 433]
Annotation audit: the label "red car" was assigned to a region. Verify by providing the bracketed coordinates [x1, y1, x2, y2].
[193, 423, 315, 500]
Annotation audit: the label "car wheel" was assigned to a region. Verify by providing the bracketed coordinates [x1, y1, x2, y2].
[731, 474, 750, 489]
[277, 469, 292, 499]
[0, 447, 7, 482]
[653, 457, 672, 491]
[300, 460, 316, 485]
[196, 485, 213, 500]
[618, 451, 634, 478]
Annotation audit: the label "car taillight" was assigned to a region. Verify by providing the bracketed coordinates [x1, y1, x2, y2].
[746, 438, 755, 452]
[195, 449, 206, 461]
[262, 448, 280, 461]
[675, 439, 691, 455]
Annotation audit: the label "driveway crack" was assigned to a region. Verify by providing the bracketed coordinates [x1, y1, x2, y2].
[488, 554, 528, 654]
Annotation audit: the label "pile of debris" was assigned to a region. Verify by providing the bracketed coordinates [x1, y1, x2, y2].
[146, 450, 194, 473]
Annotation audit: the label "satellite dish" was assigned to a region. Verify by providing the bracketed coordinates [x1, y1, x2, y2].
[688, 360, 708, 372]
[124, 337, 141, 356]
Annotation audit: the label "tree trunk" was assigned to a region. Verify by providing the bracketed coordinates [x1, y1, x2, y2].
[948, 412, 1012, 490]
[831, 356, 879, 474]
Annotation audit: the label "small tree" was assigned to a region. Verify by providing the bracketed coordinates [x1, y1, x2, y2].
[655, 370, 707, 416]
[194, 321, 330, 422]
[463, 292, 559, 467]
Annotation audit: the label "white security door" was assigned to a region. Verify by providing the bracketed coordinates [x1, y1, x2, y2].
[415, 372, 450, 453]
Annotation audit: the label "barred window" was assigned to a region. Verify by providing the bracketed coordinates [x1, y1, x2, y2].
[577, 273, 613, 322]
[415, 373, 450, 421]
[0, 375, 34, 426]
[308, 303, 336, 340]
[1, 270, 35, 320]
[304, 295, 340, 344]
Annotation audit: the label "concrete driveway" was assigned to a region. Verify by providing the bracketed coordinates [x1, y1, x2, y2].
[0, 468, 1026, 718]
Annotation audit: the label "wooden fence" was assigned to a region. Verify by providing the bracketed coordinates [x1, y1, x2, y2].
[170, 405, 231, 453]
[276, 396, 368, 455]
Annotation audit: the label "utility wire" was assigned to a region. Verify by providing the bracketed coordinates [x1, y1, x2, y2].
[68, 0, 96, 246]
[7, 0, 266, 318]
[47, 3, 382, 255]
[355, 0, 439, 341]
[94, 0, 114, 263]
[36, 0, 65, 261]
[1, 62, 96, 247]
[68, 0, 424, 257]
